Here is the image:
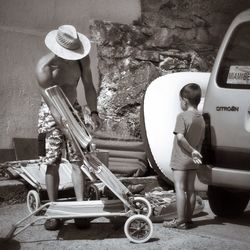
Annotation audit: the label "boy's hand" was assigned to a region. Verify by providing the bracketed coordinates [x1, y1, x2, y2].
[191, 150, 203, 164]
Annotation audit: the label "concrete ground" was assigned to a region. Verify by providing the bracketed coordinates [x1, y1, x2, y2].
[0, 200, 250, 250]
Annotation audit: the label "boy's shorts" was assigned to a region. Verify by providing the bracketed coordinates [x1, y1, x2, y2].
[38, 100, 83, 165]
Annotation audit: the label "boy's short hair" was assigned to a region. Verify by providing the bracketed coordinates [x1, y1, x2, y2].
[180, 83, 202, 106]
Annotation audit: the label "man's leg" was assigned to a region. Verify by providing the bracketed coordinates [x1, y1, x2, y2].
[44, 172, 61, 231]
[71, 163, 91, 229]
[186, 170, 197, 222]
[43, 129, 64, 230]
[45, 163, 60, 201]
[43, 129, 63, 201]
[71, 161, 85, 201]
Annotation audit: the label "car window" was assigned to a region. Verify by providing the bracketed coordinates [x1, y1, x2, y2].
[217, 21, 250, 89]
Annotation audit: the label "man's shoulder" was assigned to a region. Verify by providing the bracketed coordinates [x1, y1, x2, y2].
[37, 53, 53, 68]
[36, 53, 54, 73]
[35, 54, 53, 86]
[78, 55, 90, 70]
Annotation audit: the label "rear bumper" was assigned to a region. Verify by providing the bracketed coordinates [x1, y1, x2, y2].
[197, 165, 250, 191]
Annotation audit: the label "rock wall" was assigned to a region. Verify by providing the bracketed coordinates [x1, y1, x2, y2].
[91, 0, 250, 140]
[141, 0, 250, 46]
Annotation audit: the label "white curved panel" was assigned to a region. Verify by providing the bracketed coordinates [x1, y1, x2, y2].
[142, 72, 210, 190]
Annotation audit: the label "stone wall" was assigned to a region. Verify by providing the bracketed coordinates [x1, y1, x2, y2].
[141, 0, 250, 46]
[91, 0, 250, 140]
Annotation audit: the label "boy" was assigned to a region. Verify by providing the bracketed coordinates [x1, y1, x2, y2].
[163, 83, 205, 229]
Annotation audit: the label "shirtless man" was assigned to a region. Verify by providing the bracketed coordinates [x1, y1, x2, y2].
[35, 25, 102, 230]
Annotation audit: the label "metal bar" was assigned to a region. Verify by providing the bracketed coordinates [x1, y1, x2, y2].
[6, 202, 52, 239]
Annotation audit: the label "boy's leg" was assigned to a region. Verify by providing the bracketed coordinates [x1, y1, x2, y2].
[186, 170, 197, 222]
[173, 170, 188, 223]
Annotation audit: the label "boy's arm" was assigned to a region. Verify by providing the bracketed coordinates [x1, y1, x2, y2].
[173, 113, 202, 164]
[176, 133, 203, 164]
[196, 134, 204, 152]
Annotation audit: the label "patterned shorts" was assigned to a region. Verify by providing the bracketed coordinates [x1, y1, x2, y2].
[38, 100, 84, 165]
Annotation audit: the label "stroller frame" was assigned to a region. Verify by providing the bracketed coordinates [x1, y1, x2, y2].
[7, 158, 82, 213]
[7, 86, 153, 244]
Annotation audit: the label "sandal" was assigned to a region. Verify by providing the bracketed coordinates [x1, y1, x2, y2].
[163, 218, 187, 229]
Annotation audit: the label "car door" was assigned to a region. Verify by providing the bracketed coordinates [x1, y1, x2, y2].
[203, 11, 250, 171]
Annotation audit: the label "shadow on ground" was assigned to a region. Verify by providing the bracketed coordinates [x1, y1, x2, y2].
[58, 218, 160, 242]
[58, 221, 125, 241]
[0, 238, 20, 250]
[195, 210, 250, 228]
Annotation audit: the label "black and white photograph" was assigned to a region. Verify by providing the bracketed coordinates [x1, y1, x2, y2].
[0, 0, 250, 249]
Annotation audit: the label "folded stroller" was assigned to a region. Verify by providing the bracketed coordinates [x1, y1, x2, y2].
[7, 158, 100, 213]
[7, 86, 153, 244]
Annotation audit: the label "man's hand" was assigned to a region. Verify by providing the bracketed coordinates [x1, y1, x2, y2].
[191, 150, 203, 164]
[91, 113, 103, 131]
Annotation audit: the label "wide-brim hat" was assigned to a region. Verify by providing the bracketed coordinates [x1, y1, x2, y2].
[45, 25, 91, 60]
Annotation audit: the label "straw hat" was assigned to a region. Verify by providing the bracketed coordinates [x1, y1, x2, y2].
[45, 25, 91, 60]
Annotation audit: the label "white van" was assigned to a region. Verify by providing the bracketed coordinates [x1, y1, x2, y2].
[197, 9, 250, 217]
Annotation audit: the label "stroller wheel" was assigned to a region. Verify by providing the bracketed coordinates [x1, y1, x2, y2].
[27, 190, 40, 213]
[124, 214, 153, 244]
[87, 184, 100, 200]
[133, 197, 152, 217]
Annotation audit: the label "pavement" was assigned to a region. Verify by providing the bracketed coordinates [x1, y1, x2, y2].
[0, 200, 250, 250]
[0, 169, 249, 250]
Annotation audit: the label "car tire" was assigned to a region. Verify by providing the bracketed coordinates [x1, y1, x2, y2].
[208, 185, 249, 218]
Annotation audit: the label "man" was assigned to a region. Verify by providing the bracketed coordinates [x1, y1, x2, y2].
[35, 25, 102, 230]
